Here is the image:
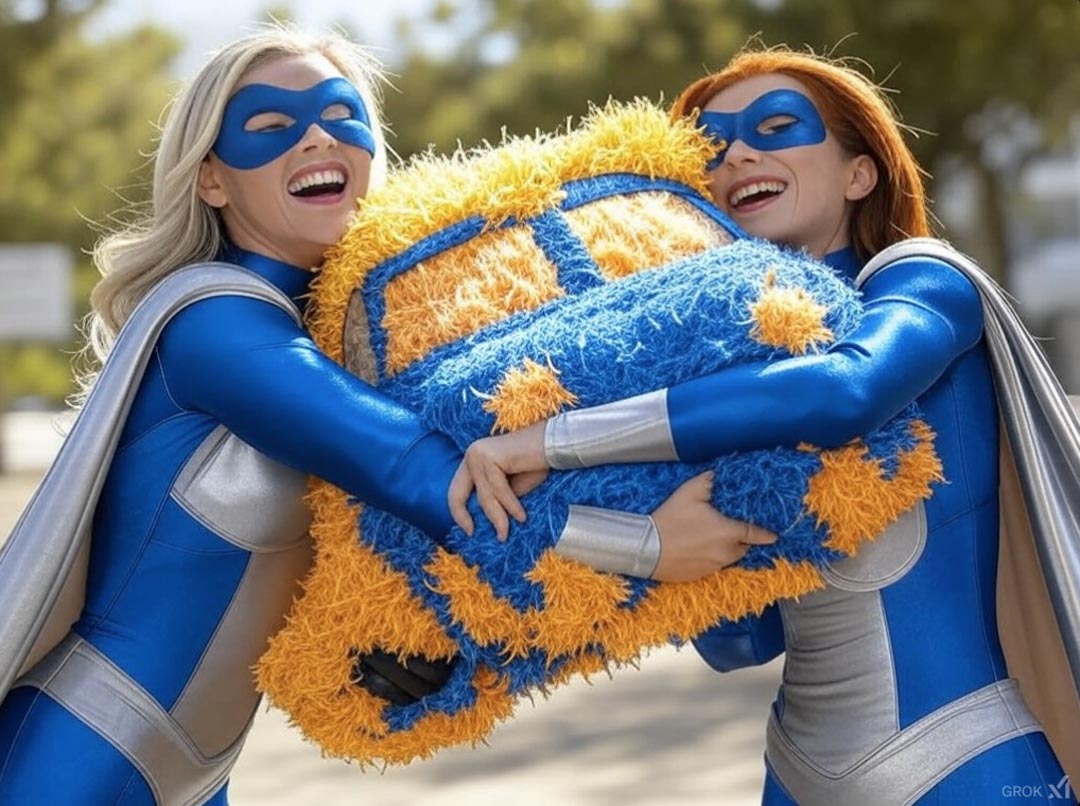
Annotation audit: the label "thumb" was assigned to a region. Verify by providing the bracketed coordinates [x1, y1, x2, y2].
[743, 523, 779, 546]
[687, 470, 715, 501]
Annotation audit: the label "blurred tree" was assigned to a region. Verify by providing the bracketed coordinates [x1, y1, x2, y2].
[383, 0, 1080, 283]
[0, 2, 178, 402]
[382, 0, 748, 156]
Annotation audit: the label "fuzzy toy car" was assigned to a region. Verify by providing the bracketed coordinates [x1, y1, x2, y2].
[256, 101, 942, 765]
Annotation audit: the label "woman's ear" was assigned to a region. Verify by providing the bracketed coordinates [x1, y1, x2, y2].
[845, 154, 879, 202]
[197, 158, 229, 209]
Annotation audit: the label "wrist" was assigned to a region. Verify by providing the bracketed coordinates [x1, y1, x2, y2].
[543, 389, 678, 470]
[552, 505, 660, 579]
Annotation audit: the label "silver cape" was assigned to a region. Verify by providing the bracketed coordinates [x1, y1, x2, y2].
[0, 264, 301, 702]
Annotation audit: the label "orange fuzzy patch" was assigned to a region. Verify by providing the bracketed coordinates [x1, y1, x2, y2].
[749, 269, 834, 354]
[562, 192, 732, 281]
[426, 549, 630, 660]
[807, 420, 944, 555]
[382, 225, 564, 375]
[482, 358, 579, 433]
[524, 552, 631, 658]
[580, 559, 826, 663]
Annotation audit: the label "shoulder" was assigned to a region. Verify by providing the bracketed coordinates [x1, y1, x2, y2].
[160, 292, 304, 363]
[861, 253, 984, 348]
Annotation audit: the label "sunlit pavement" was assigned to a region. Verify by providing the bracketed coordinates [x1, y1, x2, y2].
[1, 412, 778, 806]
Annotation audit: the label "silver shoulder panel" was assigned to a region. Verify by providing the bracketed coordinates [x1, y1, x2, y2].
[171, 425, 311, 553]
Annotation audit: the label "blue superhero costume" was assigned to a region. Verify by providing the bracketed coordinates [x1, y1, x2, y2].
[0, 250, 462, 805]
[679, 246, 1070, 804]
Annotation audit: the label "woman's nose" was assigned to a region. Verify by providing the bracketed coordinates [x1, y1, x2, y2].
[299, 122, 338, 152]
[722, 138, 760, 166]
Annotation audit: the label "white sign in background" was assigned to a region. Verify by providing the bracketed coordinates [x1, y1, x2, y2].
[0, 244, 74, 342]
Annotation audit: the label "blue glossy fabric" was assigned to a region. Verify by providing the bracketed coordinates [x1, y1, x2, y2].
[698, 89, 827, 170]
[213, 78, 376, 170]
[0, 247, 461, 804]
[687, 248, 1067, 802]
[692, 605, 784, 673]
[667, 252, 985, 458]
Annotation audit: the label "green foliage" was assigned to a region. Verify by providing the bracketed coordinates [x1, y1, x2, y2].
[384, 0, 748, 156]
[0, 2, 178, 404]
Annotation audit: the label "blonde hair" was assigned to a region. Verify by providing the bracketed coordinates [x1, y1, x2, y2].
[672, 46, 931, 261]
[79, 23, 387, 387]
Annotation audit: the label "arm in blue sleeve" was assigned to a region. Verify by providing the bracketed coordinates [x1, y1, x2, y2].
[692, 605, 785, 672]
[158, 295, 459, 539]
[668, 258, 985, 462]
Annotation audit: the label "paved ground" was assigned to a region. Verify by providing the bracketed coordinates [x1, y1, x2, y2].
[1, 412, 779, 806]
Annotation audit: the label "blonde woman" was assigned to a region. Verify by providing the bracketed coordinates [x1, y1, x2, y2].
[0, 26, 472, 805]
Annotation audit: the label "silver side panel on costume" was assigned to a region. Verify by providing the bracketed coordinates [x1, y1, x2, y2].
[0, 264, 302, 703]
[13, 421, 315, 795]
[777, 502, 925, 773]
[767, 679, 1040, 806]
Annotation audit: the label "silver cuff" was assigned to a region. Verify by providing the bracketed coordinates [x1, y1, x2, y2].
[553, 505, 661, 578]
[544, 389, 677, 470]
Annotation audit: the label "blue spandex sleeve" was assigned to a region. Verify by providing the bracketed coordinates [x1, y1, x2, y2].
[158, 295, 459, 539]
[667, 258, 985, 462]
[692, 605, 785, 672]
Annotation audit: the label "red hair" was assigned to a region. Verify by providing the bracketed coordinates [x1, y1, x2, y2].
[672, 47, 931, 260]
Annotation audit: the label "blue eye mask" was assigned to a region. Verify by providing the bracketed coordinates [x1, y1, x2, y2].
[698, 89, 827, 171]
[213, 77, 377, 170]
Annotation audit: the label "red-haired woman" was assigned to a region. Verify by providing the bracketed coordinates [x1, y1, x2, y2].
[452, 48, 1073, 805]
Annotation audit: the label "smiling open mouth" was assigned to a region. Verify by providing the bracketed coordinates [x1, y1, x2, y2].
[729, 180, 788, 210]
[288, 169, 347, 198]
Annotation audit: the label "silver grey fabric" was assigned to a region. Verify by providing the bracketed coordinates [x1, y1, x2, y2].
[0, 264, 300, 703]
[775, 503, 925, 772]
[554, 505, 660, 578]
[857, 238, 1080, 705]
[820, 502, 927, 592]
[766, 679, 1040, 806]
[544, 388, 677, 469]
[17, 634, 245, 806]
[778, 587, 898, 773]
[172, 425, 312, 553]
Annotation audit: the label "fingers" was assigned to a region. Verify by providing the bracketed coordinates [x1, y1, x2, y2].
[448, 463, 475, 536]
[475, 483, 510, 542]
[483, 463, 527, 523]
[741, 523, 778, 546]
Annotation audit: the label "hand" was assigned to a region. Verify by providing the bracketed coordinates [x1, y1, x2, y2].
[448, 422, 550, 540]
[650, 471, 777, 582]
